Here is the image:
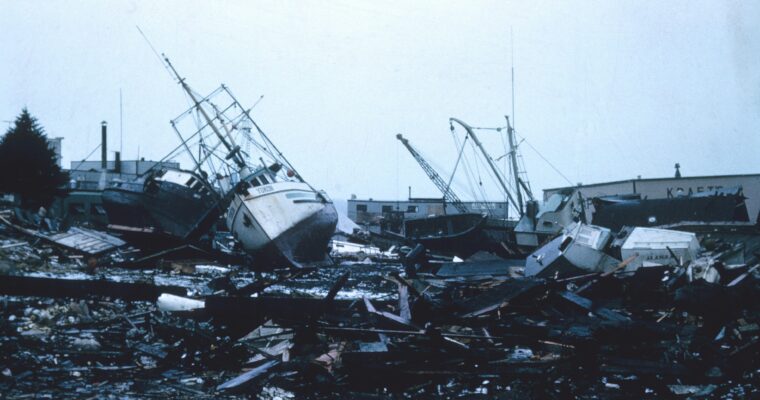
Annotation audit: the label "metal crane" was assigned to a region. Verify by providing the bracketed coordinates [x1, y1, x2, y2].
[396, 133, 469, 214]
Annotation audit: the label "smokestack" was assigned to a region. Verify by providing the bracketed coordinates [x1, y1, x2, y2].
[101, 121, 107, 170]
[114, 151, 121, 174]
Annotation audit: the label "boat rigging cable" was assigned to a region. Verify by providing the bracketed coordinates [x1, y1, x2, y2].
[516, 133, 575, 187]
[450, 130, 482, 205]
[445, 134, 468, 198]
[450, 118, 522, 217]
[449, 126, 496, 215]
[71, 144, 102, 172]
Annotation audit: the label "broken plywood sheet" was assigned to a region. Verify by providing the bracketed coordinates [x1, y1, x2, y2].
[46, 227, 126, 255]
[0, 215, 125, 255]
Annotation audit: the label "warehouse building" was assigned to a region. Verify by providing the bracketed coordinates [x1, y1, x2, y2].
[544, 173, 760, 223]
[347, 197, 509, 225]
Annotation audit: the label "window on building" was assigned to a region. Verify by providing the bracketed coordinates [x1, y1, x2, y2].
[406, 205, 418, 213]
[381, 205, 393, 212]
[356, 204, 367, 212]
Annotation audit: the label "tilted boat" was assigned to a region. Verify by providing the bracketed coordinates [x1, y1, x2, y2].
[163, 57, 338, 267]
[102, 167, 225, 244]
[226, 167, 338, 266]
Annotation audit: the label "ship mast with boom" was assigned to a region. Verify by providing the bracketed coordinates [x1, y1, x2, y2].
[449, 117, 522, 217]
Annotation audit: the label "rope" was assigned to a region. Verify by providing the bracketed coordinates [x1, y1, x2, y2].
[446, 135, 468, 193]
[71, 144, 102, 171]
[518, 134, 575, 186]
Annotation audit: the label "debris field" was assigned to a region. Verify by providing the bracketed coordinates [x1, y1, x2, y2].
[1, 207, 760, 399]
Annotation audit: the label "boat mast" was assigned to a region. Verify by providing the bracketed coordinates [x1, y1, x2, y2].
[508, 31, 523, 212]
[504, 116, 535, 203]
[507, 35, 534, 206]
[221, 85, 304, 182]
[163, 56, 246, 170]
[449, 117, 521, 217]
[505, 116, 524, 214]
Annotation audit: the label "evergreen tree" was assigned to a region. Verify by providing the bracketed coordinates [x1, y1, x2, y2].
[0, 108, 68, 207]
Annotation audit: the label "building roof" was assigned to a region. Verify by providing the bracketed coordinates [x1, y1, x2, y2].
[348, 197, 507, 204]
[543, 173, 760, 193]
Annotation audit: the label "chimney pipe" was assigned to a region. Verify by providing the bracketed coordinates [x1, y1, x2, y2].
[101, 121, 107, 170]
[114, 151, 121, 174]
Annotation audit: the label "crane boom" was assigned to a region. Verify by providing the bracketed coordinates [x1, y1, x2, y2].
[396, 134, 469, 214]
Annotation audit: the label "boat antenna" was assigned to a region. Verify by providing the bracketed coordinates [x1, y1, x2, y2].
[119, 88, 123, 157]
[136, 26, 175, 81]
[511, 26, 515, 129]
[251, 95, 264, 109]
[507, 30, 535, 203]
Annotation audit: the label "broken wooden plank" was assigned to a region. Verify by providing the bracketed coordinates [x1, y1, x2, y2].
[727, 264, 759, 287]
[233, 268, 314, 296]
[556, 290, 630, 322]
[455, 278, 545, 318]
[204, 296, 358, 331]
[574, 255, 637, 294]
[122, 244, 215, 269]
[325, 271, 351, 302]
[364, 297, 421, 331]
[216, 359, 280, 392]
[0, 275, 186, 301]
[434, 259, 522, 277]
[398, 283, 411, 321]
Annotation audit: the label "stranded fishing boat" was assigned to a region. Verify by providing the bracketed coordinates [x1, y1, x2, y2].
[393, 116, 583, 258]
[102, 167, 224, 244]
[226, 168, 338, 266]
[395, 212, 488, 258]
[163, 56, 338, 267]
[391, 133, 491, 257]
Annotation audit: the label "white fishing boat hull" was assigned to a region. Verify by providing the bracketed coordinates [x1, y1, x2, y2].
[226, 181, 338, 267]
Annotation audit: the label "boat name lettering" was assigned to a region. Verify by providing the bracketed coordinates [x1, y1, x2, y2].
[256, 186, 274, 194]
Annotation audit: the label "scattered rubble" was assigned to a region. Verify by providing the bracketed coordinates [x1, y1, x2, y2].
[2, 204, 760, 398]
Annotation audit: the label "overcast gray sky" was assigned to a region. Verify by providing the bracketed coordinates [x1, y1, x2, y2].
[1, 0, 759, 204]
